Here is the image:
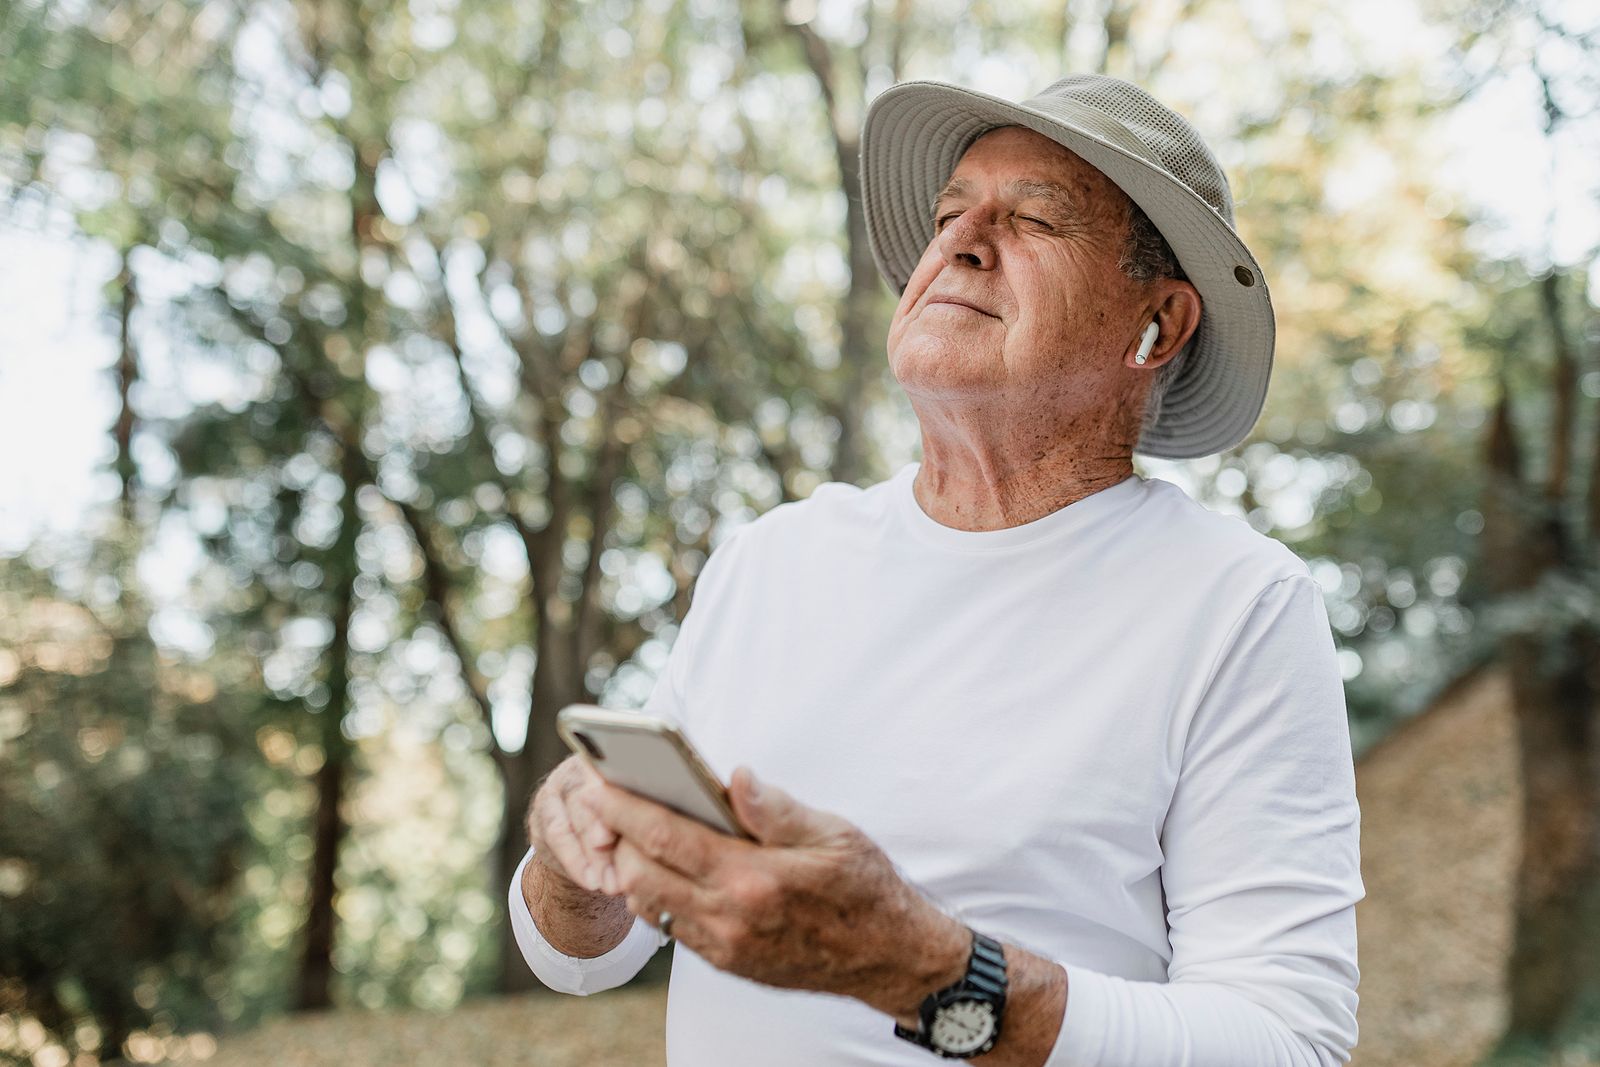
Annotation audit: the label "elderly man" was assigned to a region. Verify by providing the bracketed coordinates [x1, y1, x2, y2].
[508, 76, 1363, 1066]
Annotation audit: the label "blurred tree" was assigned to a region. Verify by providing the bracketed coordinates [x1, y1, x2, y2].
[740, 0, 912, 486]
[1469, 14, 1600, 1063]
[1, 0, 847, 1008]
[1480, 267, 1600, 1060]
[0, 542, 259, 1063]
[294, 425, 364, 1011]
[1411, 1, 1600, 1058]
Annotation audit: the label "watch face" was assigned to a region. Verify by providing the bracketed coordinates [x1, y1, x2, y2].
[930, 999, 996, 1055]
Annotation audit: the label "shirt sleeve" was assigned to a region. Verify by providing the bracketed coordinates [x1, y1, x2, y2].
[506, 847, 668, 995]
[1045, 573, 1365, 1067]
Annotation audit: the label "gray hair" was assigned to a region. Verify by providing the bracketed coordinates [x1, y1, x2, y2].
[1119, 201, 1192, 439]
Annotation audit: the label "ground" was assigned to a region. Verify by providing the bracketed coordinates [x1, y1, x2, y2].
[1350, 663, 1518, 1066]
[190, 985, 668, 1066]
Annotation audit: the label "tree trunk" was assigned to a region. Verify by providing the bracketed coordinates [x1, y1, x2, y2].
[771, 8, 894, 488]
[295, 736, 351, 1011]
[1482, 370, 1600, 1049]
[833, 131, 884, 488]
[294, 434, 363, 1011]
[494, 753, 543, 994]
[1501, 619, 1600, 1037]
[496, 620, 583, 992]
[114, 259, 139, 522]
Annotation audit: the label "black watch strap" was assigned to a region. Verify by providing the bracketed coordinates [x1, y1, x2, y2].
[893, 930, 1008, 1058]
[962, 932, 1008, 1001]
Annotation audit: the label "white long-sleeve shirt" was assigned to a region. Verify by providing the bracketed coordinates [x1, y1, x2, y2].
[509, 463, 1364, 1065]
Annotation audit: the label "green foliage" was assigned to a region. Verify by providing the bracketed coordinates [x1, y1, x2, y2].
[0, 544, 258, 1062]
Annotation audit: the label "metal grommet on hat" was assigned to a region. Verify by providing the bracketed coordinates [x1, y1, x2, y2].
[859, 75, 1276, 461]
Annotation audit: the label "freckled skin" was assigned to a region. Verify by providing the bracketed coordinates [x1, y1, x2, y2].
[887, 126, 1203, 530]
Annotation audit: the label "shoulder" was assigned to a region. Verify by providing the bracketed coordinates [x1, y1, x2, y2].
[718, 474, 884, 552]
[762, 477, 878, 529]
[1130, 475, 1311, 590]
[691, 475, 882, 590]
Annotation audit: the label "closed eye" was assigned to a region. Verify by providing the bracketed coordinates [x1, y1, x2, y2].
[933, 212, 1054, 230]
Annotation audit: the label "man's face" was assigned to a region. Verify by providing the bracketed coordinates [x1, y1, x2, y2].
[886, 125, 1151, 420]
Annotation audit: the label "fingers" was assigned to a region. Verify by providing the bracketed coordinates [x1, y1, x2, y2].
[532, 786, 606, 891]
[728, 767, 844, 848]
[587, 781, 729, 881]
[530, 759, 617, 893]
[612, 837, 712, 941]
[566, 783, 618, 855]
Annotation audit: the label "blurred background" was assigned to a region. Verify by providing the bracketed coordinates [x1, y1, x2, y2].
[1, 0, 1598, 1063]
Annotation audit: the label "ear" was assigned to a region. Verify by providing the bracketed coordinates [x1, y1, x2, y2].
[1128, 280, 1203, 370]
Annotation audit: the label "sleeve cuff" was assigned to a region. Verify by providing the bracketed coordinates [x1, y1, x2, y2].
[506, 847, 667, 995]
[1041, 962, 1112, 1067]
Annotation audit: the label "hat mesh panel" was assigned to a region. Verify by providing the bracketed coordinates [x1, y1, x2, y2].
[1035, 76, 1235, 226]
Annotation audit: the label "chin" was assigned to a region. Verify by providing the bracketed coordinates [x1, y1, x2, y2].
[889, 343, 1002, 400]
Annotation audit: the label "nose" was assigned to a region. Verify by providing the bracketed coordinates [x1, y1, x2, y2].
[936, 209, 998, 271]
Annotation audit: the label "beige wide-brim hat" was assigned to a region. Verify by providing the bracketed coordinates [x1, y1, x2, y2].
[860, 76, 1275, 461]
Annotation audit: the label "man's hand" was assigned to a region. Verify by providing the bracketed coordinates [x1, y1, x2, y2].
[584, 766, 971, 1024]
[526, 754, 622, 893]
[521, 755, 633, 958]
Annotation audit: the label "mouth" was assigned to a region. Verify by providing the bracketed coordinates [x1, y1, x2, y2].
[926, 296, 997, 318]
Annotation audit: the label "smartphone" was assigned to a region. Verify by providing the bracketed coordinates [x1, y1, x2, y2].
[556, 704, 751, 839]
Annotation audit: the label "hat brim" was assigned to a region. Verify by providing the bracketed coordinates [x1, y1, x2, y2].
[860, 80, 1275, 461]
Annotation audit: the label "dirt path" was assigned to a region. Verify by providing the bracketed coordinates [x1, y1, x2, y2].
[1350, 665, 1517, 1067]
[197, 985, 668, 1067]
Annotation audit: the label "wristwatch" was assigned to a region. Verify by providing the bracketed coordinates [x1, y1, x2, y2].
[893, 929, 1008, 1059]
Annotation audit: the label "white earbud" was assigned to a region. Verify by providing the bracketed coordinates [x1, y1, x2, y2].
[1134, 321, 1159, 365]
